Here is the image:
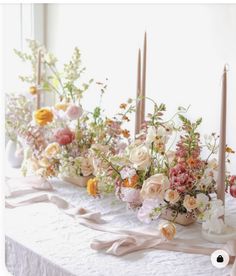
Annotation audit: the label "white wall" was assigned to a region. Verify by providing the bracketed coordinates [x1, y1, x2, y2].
[45, 4, 236, 171]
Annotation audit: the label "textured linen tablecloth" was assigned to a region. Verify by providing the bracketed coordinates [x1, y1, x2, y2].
[5, 178, 236, 276]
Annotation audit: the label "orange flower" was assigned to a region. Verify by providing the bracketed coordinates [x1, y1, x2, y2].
[159, 222, 176, 240]
[122, 129, 130, 138]
[122, 175, 139, 188]
[120, 103, 127, 109]
[87, 178, 98, 196]
[122, 115, 130, 122]
[29, 86, 37, 95]
[34, 108, 54, 126]
[186, 157, 198, 167]
[106, 119, 114, 126]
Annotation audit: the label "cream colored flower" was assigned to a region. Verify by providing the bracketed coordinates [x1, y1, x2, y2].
[183, 195, 198, 212]
[146, 126, 156, 144]
[80, 157, 94, 177]
[44, 142, 60, 159]
[38, 157, 51, 168]
[196, 193, 209, 212]
[129, 144, 151, 170]
[164, 189, 180, 204]
[140, 174, 170, 200]
[159, 221, 176, 240]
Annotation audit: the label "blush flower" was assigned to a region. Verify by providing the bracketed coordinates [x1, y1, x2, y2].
[140, 174, 170, 200]
[169, 164, 194, 192]
[54, 128, 75, 145]
[183, 195, 198, 212]
[66, 104, 83, 120]
[137, 199, 162, 223]
[120, 167, 136, 180]
[164, 189, 180, 204]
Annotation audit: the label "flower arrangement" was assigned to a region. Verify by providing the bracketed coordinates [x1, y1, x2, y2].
[89, 99, 235, 229]
[14, 40, 133, 185]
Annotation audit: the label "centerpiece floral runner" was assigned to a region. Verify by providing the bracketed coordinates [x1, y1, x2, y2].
[5, 40, 236, 247]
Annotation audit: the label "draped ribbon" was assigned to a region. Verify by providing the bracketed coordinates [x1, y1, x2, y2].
[5, 176, 236, 274]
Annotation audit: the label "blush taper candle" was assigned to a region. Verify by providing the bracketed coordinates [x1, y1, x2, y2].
[135, 49, 141, 136]
[217, 66, 227, 215]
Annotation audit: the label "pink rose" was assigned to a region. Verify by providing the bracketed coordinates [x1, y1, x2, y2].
[54, 128, 75, 145]
[66, 104, 83, 120]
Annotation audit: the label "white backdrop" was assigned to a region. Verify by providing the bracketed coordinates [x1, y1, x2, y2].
[45, 4, 236, 171]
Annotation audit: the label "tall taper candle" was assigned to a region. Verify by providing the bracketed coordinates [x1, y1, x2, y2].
[135, 49, 141, 136]
[36, 50, 41, 110]
[217, 66, 227, 213]
[140, 32, 147, 126]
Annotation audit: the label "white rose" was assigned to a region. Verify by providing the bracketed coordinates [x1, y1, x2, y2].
[80, 157, 94, 177]
[140, 174, 170, 200]
[129, 144, 151, 170]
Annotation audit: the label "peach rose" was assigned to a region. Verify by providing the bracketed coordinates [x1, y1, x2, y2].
[164, 189, 180, 204]
[129, 144, 151, 170]
[44, 142, 60, 159]
[34, 108, 54, 126]
[80, 157, 94, 177]
[140, 174, 170, 200]
[159, 221, 176, 240]
[183, 195, 198, 211]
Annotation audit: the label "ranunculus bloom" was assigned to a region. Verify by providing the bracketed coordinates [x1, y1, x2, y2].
[140, 174, 170, 200]
[159, 221, 176, 240]
[87, 178, 98, 196]
[80, 157, 94, 177]
[122, 174, 139, 188]
[129, 144, 151, 170]
[183, 195, 198, 212]
[44, 142, 60, 158]
[66, 104, 83, 120]
[164, 189, 180, 204]
[34, 108, 54, 126]
[54, 128, 75, 145]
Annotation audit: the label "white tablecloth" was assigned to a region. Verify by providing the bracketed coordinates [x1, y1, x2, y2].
[5, 178, 235, 276]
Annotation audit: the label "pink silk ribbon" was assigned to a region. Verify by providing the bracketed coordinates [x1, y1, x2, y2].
[5, 176, 236, 275]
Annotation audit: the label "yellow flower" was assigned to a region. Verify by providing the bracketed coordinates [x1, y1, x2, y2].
[34, 108, 54, 126]
[159, 221, 176, 240]
[87, 178, 98, 196]
[44, 142, 60, 159]
[29, 86, 37, 95]
[55, 103, 69, 111]
[226, 146, 235, 154]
